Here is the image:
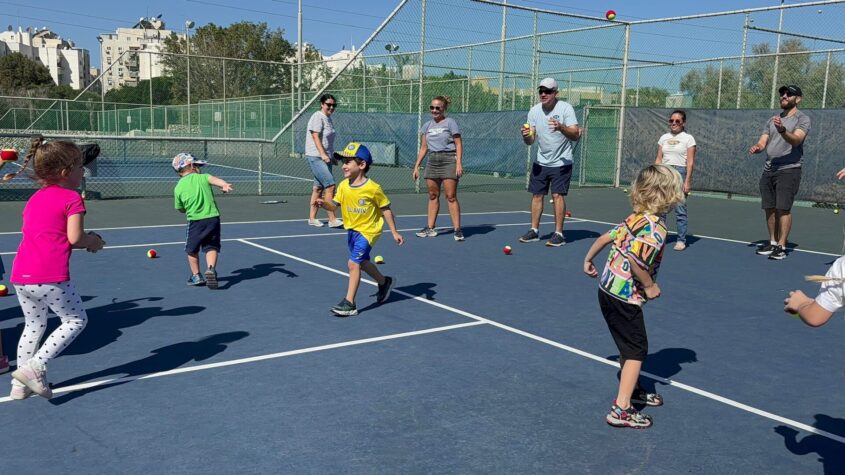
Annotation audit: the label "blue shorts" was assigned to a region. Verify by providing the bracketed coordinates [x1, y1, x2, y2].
[347, 230, 373, 264]
[306, 155, 336, 189]
[528, 163, 573, 195]
[185, 217, 221, 254]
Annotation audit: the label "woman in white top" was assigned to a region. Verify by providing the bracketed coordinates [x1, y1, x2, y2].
[655, 110, 696, 251]
[304, 94, 342, 228]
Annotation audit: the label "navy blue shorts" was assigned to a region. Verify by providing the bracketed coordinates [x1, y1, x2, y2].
[185, 216, 222, 254]
[528, 163, 573, 195]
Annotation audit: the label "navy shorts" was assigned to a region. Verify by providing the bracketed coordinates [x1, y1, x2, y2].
[185, 216, 222, 254]
[598, 288, 648, 361]
[760, 168, 801, 211]
[528, 163, 573, 195]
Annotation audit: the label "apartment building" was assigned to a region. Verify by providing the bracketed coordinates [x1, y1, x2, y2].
[0, 26, 92, 90]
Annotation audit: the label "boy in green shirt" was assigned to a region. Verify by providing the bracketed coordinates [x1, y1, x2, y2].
[172, 153, 232, 289]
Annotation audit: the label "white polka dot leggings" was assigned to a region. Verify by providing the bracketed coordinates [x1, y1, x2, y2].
[13, 282, 88, 367]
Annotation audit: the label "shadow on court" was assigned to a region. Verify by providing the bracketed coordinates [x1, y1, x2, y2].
[562, 229, 601, 244]
[50, 331, 249, 405]
[218, 263, 298, 290]
[355, 282, 438, 314]
[608, 348, 698, 393]
[775, 415, 845, 474]
[460, 225, 496, 238]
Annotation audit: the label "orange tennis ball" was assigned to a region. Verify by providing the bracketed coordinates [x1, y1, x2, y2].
[606, 10, 616, 20]
[146, 249, 157, 258]
[503, 245, 512, 255]
[0, 149, 18, 162]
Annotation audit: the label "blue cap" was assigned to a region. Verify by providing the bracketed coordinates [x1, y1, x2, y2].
[333, 142, 372, 165]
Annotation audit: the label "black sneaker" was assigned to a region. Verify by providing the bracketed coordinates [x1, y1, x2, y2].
[756, 243, 775, 256]
[545, 232, 566, 247]
[331, 299, 358, 317]
[606, 403, 653, 429]
[519, 229, 539, 243]
[453, 229, 465, 242]
[376, 276, 395, 304]
[768, 246, 787, 260]
[204, 266, 218, 290]
[631, 387, 664, 407]
[187, 273, 206, 286]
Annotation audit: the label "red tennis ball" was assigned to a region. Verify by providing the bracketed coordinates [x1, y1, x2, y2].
[565, 211, 572, 217]
[0, 284, 8, 296]
[146, 249, 157, 258]
[503, 245, 512, 255]
[606, 10, 616, 20]
[0, 149, 18, 161]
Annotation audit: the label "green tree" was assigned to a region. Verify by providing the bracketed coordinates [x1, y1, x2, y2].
[627, 86, 671, 107]
[0, 52, 53, 90]
[679, 65, 739, 108]
[104, 77, 175, 105]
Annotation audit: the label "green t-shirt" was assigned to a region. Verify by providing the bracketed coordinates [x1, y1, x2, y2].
[174, 172, 220, 221]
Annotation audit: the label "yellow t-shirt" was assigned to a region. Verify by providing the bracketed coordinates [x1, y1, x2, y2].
[333, 177, 391, 244]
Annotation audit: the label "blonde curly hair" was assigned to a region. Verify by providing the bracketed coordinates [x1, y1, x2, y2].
[629, 164, 685, 215]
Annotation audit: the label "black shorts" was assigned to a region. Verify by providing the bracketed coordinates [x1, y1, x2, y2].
[598, 288, 648, 361]
[760, 167, 801, 211]
[185, 216, 222, 254]
[528, 163, 573, 196]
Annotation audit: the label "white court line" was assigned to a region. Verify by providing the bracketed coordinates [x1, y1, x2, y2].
[0, 321, 485, 404]
[238, 238, 845, 445]
[0, 210, 527, 235]
[545, 212, 841, 257]
[0, 221, 556, 255]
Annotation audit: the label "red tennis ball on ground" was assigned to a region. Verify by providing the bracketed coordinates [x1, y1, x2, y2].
[565, 211, 572, 217]
[146, 249, 158, 258]
[606, 10, 616, 20]
[503, 245, 512, 255]
[0, 284, 8, 296]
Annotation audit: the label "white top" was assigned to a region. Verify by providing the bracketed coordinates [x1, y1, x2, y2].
[657, 131, 696, 168]
[527, 100, 578, 167]
[816, 255, 845, 313]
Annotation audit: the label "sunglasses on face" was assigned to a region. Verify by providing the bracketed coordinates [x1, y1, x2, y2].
[780, 92, 797, 98]
[429, 106, 442, 111]
[538, 88, 556, 95]
[669, 119, 683, 124]
[324, 102, 337, 108]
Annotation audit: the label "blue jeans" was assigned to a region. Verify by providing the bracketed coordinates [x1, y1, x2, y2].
[306, 155, 335, 189]
[667, 165, 688, 243]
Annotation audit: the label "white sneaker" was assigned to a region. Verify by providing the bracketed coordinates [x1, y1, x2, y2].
[327, 219, 344, 228]
[10, 381, 32, 400]
[11, 359, 52, 399]
[673, 241, 686, 251]
[307, 219, 324, 227]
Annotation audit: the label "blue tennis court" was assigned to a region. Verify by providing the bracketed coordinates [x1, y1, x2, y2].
[0, 209, 843, 473]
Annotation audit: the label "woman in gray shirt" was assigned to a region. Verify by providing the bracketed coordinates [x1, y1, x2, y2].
[305, 94, 342, 228]
[412, 95, 464, 241]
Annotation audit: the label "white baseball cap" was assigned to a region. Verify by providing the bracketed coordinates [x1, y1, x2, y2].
[538, 77, 558, 90]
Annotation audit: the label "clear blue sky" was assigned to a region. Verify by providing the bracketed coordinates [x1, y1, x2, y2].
[0, 0, 788, 67]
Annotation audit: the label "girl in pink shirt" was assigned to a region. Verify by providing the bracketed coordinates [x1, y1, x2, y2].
[7, 136, 105, 400]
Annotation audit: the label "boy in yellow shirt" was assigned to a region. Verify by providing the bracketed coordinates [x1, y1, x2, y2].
[317, 142, 404, 316]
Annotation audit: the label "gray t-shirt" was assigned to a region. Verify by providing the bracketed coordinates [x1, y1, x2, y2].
[305, 111, 336, 157]
[763, 110, 810, 172]
[527, 100, 578, 167]
[420, 117, 461, 152]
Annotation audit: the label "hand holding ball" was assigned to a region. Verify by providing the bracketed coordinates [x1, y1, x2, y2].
[503, 245, 512, 255]
[146, 249, 158, 258]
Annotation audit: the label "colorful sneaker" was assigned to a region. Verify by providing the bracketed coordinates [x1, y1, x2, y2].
[204, 266, 218, 290]
[377, 276, 395, 304]
[632, 387, 664, 407]
[331, 299, 358, 317]
[673, 241, 686, 251]
[0, 355, 9, 374]
[453, 229, 465, 241]
[415, 227, 438, 238]
[327, 219, 344, 228]
[756, 243, 775, 256]
[10, 382, 32, 400]
[187, 273, 206, 286]
[545, 232, 566, 247]
[11, 359, 52, 399]
[518, 229, 539, 243]
[769, 246, 787, 260]
[606, 403, 652, 429]
[308, 218, 324, 227]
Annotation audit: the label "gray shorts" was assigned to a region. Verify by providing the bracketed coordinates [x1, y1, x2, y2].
[424, 152, 458, 180]
[760, 167, 801, 211]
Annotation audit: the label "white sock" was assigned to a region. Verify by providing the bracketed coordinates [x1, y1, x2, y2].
[531, 228, 538, 233]
[770, 240, 777, 246]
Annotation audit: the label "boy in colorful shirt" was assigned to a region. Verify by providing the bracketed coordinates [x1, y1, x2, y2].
[173, 153, 232, 289]
[316, 142, 404, 316]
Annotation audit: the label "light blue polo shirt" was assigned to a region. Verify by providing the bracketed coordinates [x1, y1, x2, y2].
[527, 100, 578, 167]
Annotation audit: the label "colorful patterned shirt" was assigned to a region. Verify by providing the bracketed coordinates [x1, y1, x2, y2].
[599, 213, 667, 306]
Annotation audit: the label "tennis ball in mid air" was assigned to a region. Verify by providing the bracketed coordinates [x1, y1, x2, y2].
[606, 10, 616, 20]
[374, 255, 384, 264]
[147, 249, 158, 258]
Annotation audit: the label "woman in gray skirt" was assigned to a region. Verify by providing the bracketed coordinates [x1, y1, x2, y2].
[412, 95, 464, 241]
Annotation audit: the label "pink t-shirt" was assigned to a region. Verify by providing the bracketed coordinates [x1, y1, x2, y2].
[11, 185, 86, 285]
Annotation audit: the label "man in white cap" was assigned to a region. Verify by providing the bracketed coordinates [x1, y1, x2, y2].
[519, 77, 581, 247]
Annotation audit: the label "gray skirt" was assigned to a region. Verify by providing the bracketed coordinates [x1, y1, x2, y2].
[423, 151, 458, 180]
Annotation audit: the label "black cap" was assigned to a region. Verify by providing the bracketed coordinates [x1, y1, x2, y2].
[778, 85, 802, 97]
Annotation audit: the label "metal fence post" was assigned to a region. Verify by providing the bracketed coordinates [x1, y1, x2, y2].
[415, 0, 427, 194]
[823, 51, 831, 108]
[769, 2, 785, 109]
[497, 0, 507, 111]
[258, 142, 264, 196]
[717, 60, 723, 109]
[614, 24, 631, 188]
[737, 13, 749, 108]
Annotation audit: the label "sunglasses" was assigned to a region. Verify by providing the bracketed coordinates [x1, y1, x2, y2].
[780, 92, 797, 98]
[324, 102, 337, 108]
[429, 106, 443, 111]
[538, 88, 556, 95]
[668, 119, 683, 124]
